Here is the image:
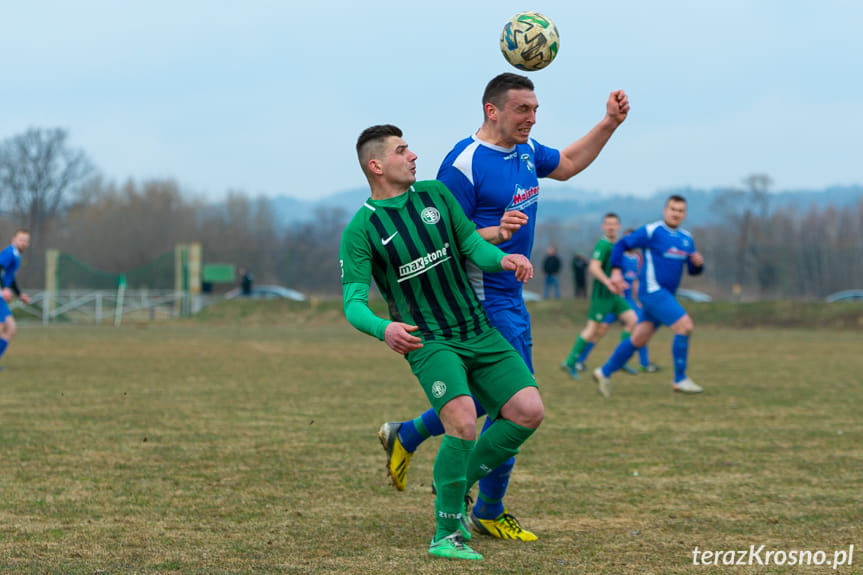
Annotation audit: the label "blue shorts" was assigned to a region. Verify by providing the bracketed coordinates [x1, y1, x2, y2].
[625, 295, 646, 322]
[640, 289, 687, 327]
[0, 299, 11, 322]
[482, 297, 533, 374]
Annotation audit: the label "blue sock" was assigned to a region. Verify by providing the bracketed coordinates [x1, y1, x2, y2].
[638, 345, 650, 367]
[0, 338, 8, 360]
[474, 416, 512, 520]
[577, 342, 595, 363]
[673, 334, 689, 383]
[602, 338, 637, 377]
[398, 408, 444, 453]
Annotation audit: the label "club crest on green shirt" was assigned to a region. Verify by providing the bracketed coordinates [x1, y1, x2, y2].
[421, 207, 441, 225]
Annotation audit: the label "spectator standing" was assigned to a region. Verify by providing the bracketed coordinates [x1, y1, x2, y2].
[572, 253, 588, 298]
[542, 246, 561, 299]
[239, 267, 254, 296]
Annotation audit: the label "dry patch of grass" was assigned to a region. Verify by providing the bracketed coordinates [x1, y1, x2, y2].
[0, 304, 860, 573]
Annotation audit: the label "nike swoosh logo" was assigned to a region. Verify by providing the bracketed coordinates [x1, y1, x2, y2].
[381, 231, 398, 245]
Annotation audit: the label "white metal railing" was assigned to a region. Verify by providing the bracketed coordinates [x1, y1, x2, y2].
[11, 290, 191, 325]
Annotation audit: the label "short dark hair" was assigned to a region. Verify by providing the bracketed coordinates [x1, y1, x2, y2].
[667, 194, 687, 205]
[482, 73, 534, 110]
[603, 212, 620, 221]
[356, 124, 402, 176]
[356, 124, 402, 156]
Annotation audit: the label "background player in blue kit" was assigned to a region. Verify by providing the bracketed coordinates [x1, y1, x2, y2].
[0, 229, 31, 366]
[619, 230, 660, 373]
[592, 196, 705, 395]
[378, 73, 630, 540]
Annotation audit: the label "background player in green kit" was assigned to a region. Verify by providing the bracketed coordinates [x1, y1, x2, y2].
[562, 213, 638, 397]
[340, 125, 544, 561]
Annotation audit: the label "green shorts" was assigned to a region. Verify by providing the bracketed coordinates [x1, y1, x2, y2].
[587, 294, 631, 323]
[406, 329, 536, 421]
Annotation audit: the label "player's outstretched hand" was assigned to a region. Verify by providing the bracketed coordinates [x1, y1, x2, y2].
[501, 254, 534, 283]
[609, 268, 628, 295]
[497, 210, 529, 243]
[607, 90, 630, 125]
[384, 322, 424, 354]
[690, 251, 704, 268]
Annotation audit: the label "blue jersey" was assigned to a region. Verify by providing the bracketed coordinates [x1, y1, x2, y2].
[437, 135, 560, 302]
[621, 251, 641, 301]
[611, 221, 702, 297]
[0, 244, 22, 290]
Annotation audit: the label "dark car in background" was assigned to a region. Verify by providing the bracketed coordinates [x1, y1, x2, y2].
[676, 288, 713, 303]
[224, 285, 307, 302]
[825, 289, 863, 303]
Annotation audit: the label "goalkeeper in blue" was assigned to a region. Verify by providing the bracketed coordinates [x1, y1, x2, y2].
[0, 229, 31, 367]
[591, 195, 705, 396]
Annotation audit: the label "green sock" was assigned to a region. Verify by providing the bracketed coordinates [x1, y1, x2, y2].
[566, 336, 588, 365]
[433, 435, 474, 541]
[466, 419, 536, 491]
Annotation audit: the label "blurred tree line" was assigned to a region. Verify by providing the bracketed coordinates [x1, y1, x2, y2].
[537, 175, 863, 300]
[0, 127, 345, 295]
[698, 175, 863, 299]
[1, 127, 860, 299]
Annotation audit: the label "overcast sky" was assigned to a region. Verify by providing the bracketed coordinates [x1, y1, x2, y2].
[2, 0, 860, 201]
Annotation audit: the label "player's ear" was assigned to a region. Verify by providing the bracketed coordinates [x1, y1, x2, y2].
[484, 102, 497, 121]
[369, 158, 383, 176]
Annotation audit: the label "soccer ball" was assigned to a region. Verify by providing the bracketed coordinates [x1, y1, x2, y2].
[499, 11, 560, 71]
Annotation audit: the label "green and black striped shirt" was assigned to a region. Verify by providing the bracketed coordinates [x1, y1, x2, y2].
[340, 180, 504, 342]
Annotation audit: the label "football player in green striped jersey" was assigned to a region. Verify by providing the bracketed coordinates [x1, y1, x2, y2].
[340, 125, 544, 560]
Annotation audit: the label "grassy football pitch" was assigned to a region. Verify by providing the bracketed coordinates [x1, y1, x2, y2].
[0, 300, 860, 574]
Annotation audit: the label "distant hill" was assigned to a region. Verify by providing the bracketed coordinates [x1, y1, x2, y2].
[265, 185, 863, 229]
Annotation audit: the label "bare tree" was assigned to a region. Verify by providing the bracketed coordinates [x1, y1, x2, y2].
[0, 127, 95, 242]
[710, 173, 773, 297]
[282, 206, 347, 293]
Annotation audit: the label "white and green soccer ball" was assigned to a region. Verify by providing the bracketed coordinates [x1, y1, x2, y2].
[499, 11, 560, 71]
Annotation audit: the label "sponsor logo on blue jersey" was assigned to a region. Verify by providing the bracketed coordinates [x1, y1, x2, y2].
[664, 247, 690, 260]
[506, 184, 539, 211]
[521, 153, 535, 173]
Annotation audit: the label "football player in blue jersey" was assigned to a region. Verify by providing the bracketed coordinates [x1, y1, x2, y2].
[587, 229, 660, 374]
[592, 195, 704, 396]
[378, 73, 630, 540]
[0, 229, 31, 367]
[618, 231, 661, 373]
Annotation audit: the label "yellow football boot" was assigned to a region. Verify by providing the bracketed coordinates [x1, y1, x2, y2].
[377, 422, 412, 491]
[470, 508, 538, 541]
